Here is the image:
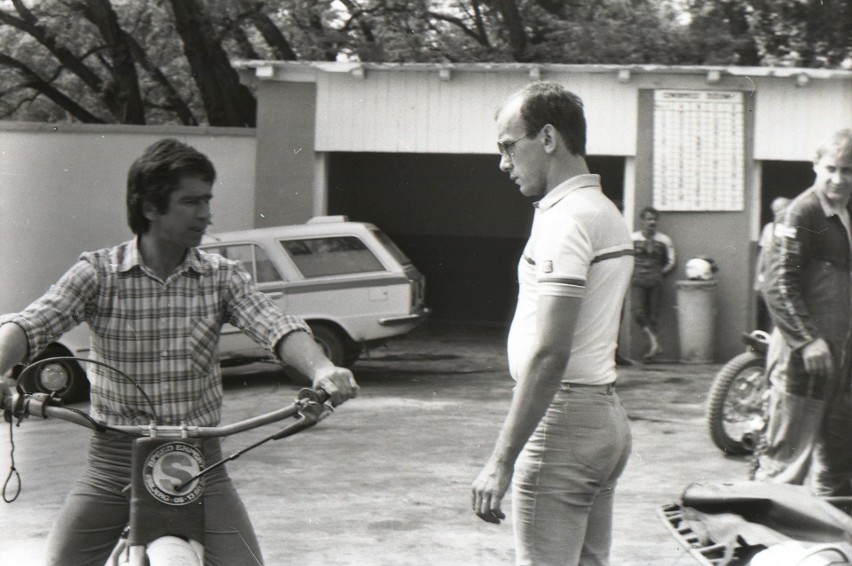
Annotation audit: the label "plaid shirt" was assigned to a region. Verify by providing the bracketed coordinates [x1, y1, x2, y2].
[1, 239, 310, 426]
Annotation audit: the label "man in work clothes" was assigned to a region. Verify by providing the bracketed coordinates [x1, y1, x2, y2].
[756, 128, 852, 495]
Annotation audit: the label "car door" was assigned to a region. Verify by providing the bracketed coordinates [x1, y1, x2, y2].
[201, 242, 287, 363]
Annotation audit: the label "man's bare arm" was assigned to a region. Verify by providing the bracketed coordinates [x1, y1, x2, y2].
[0, 323, 28, 377]
[472, 294, 582, 523]
[275, 330, 359, 406]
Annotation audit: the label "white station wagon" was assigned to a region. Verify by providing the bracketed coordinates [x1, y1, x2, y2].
[199, 216, 429, 369]
[13, 216, 428, 402]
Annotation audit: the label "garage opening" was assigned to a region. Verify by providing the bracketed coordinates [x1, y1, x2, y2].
[755, 160, 814, 329]
[760, 161, 814, 224]
[328, 153, 625, 324]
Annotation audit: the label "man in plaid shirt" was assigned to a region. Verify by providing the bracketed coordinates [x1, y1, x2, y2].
[0, 138, 358, 566]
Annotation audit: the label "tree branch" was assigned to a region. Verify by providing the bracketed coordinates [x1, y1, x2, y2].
[2, 1, 109, 100]
[428, 10, 490, 46]
[0, 53, 105, 122]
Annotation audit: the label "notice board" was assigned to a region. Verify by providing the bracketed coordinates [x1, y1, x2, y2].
[652, 90, 745, 211]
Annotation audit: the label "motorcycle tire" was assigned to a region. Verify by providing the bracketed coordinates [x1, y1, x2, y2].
[707, 351, 767, 456]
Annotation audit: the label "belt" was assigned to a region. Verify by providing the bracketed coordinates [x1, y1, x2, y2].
[565, 382, 616, 394]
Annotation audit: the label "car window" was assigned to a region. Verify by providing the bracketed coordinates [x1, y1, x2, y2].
[280, 236, 385, 278]
[371, 229, 412, 266]
[253, 246, 281, 283]
[202, 243, 282, 284]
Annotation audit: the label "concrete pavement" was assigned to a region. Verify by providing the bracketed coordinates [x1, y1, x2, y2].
[0, 322, 750, 565]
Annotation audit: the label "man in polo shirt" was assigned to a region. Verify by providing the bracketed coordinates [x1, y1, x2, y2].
[472, 82, 634, 566]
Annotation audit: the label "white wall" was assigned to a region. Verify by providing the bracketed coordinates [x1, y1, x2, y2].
[753, 77, 852, 160]
[0, 123, 256, 313]
[301, 63, 852, 159]
[314, 67, 638, 156]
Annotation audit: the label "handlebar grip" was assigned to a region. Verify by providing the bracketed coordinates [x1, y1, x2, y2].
[2, 390, 39, 419]
[298, 387, 330, 404]
[315, 388, 330, 404]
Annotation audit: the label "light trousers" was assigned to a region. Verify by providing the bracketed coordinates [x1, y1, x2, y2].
[513, 385, 632, 566]
[44, 431, 264, 566]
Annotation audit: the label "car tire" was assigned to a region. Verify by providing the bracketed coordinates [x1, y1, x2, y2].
[14, 344, 89, 403]
[342, 342, 362, 368]
[310, 324, 346, 367]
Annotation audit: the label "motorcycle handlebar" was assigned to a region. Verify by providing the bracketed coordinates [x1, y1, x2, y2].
[2, 388, 331, 439]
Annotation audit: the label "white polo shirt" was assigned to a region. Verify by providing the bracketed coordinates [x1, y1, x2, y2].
[507, 174, 634, 385]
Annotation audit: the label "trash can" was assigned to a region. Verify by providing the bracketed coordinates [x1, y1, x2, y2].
[676, 280, 718, 363]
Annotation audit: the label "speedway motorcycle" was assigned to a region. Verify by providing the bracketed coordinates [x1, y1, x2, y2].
[706, 330, 769, 456]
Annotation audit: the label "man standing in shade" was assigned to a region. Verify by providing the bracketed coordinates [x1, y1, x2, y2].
[472, 82, 634, 566]
[630, 206, 676, 362]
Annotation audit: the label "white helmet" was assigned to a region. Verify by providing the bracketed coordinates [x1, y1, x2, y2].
[685, 257, 716, 281]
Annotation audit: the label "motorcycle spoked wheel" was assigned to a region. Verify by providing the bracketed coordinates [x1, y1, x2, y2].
[707, 351, 768, 456]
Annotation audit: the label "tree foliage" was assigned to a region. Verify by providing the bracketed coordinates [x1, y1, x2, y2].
[685, 0, 852, 68]
[0, 0, 848, 125]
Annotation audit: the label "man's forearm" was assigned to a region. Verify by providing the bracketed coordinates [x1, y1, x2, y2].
[0, 323, 28, 377]
[275, 330, 335, 385]
[489, 351, 567, 465]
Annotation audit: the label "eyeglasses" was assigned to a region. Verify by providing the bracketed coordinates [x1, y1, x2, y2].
[497, 129, 539, 159]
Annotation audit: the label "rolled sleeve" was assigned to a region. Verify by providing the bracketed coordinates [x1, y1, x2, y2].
[661, 234, 676, 274]
[1, 260, 94, 362]
[223, 266, 312, 357]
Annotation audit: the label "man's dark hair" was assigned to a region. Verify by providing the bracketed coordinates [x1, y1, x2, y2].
[126, 138, 216, 235]
[516, 82, 587, 157]
[640, 206, 660, 219]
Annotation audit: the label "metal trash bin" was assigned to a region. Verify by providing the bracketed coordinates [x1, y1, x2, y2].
[676, 280, 718, 363]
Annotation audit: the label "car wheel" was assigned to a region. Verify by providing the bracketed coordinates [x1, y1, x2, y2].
[342, 343, 363, 368]
[15, 345, 89, 403]
[310, 324, 346, 367]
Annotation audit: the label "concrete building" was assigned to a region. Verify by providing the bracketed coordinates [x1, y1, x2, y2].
[236, 61, 852, 361]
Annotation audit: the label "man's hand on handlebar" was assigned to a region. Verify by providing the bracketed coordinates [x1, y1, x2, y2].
[311, 366, 359, 407]
[276, 331, 360, 406]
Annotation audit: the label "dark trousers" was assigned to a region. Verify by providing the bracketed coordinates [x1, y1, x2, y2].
[631, 281, 662, 332]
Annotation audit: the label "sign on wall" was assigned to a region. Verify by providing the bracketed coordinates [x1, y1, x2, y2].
[652, 90, 745, 211]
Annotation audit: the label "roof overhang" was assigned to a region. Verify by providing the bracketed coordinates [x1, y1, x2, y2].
[234, 60, 852, 85]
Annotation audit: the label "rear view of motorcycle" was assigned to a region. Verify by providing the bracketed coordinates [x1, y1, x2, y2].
[706, 330, 770, 456]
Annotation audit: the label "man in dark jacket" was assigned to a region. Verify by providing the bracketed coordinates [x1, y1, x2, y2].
[631, 207, 676, 361]
[756, 128, 852, 495]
